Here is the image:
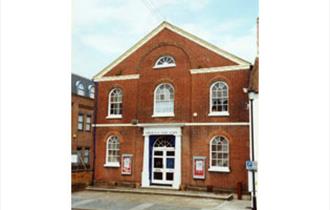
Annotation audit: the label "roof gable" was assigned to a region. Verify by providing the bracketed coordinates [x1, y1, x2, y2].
[93, 21, 250, 80]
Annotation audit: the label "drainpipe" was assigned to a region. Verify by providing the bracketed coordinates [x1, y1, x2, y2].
[249, 96, 257, 210]
[91, 82, 98, 185]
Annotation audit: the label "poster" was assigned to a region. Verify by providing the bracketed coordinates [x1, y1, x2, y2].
[193, 156, 206, 179]
[121, 154, 133, 175]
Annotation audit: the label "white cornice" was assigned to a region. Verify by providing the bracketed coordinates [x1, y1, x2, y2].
[93, 21, 251, 80]
[190, 64, 251, 74]
[94, 74, 140, 82]
[93, 122, 249, 127]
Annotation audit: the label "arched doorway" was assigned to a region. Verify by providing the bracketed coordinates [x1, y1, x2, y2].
[151, 136, 175, 185]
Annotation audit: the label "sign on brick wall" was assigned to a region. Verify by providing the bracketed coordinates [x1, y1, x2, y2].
[193, 156, 206, 179]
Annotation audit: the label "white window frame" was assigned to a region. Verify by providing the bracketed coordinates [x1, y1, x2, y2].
[104, 136, 120, 167]
[77, 113, 84, 131]
[209, 81, 229, 116]
[85, 114, 92, 131]
[76, 81, 85, 96]
[88, 85, 95, 99]
[152, 83, 175, 117]
[208, 136, 230, 172]
[153, 55, 176, 69]
[107, 88, 123, 119]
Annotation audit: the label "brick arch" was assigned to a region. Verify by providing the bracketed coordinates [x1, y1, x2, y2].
[136, 41, 195, 71]
[208, 75, 232, 88]
[103, 131, 124, 144]
[207, 130, 233, 145]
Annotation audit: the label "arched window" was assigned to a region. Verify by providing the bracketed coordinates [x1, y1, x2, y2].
[108, 88, 122, 118]
[154, 55, 176, 68]
[105, 136, 120, 167]
[153, 83, 174, 117]
[209, 136, 229, 172]
[210, 81, 229, 116]
[88, 85, 95, 99]
[76, 81, 85, 96]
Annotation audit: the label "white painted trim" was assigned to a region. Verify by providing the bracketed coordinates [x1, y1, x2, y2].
[208, 167, 230, 172]
[209, 81, 229, 115]
[104, 162, 120, 168]
[185, 122, 249, 126]
[105, 136, 120, 167]
[143, 126, 182, 136]
[208, 112, 230, 117]
[106, 115, 123, 119]
[93, 122, 249, 127]
[153, 64, 176, 69]
[108, 88, 123, 117]
[190, 64, 250, 74]
[93, 21, 250, 80]
[94, 74, 140, 82]
[209, 136, 230, 172]
[93, 123, 135, 127]
[152, 113, 175, 118]
[153, 83, 175, 117]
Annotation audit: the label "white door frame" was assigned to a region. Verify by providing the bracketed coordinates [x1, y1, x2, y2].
[141, 126, 182, 189]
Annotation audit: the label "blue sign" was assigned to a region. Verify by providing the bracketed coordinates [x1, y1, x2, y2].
[246, 160, 257, 171]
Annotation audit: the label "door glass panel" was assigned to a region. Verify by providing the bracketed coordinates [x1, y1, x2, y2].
[166, 151, 175, 156]
[166, 158, 175, 169]
[166, 173, 174, 181]
[154, 172, 163, 180]
[154, 151, 163, 156]
[154, 158, 163, 168]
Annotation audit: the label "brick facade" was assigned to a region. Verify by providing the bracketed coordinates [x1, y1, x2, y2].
[71, 74, 95, 190]
[94, 22, 251, 193]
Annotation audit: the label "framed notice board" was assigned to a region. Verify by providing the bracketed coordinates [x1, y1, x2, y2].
[121, 154, 133, 175]
[193, 156, 206, 179]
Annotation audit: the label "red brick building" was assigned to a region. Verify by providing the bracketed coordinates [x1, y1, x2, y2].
[71, 73, 95, 191]
[93, 22, 252, 193]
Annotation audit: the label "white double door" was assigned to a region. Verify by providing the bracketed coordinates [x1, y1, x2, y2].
[151, 146, 175, 185]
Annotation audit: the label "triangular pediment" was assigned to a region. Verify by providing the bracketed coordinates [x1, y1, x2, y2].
[93, 21, 250, 80]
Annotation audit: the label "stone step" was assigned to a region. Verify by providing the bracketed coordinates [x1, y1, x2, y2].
[86, 186, 233, 200]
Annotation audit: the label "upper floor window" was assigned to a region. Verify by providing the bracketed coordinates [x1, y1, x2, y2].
[78, 113, 84, 131]
[153, 83, 174, 117]
[85, 115, 91, 131]
[209, 81, 229, 116]
[105, 136, 120, 167]
[108, 88, 122, 118]
[153, 55, 176, 69]
[88, 85, 95, 99]
[76, 81, 85, 96]
[209, 136, 230, 172]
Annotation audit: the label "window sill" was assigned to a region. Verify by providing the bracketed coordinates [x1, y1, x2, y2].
[208, 167, 230, 172]
[104, 162, 120, 168]
[152, 113, 175, 118]
[153, 64, 176, 69]
[208, 112, 230, 117]
[106, 115, 122, 119]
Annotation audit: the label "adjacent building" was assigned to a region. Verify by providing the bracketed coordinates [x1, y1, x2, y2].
[71, 73, 95, 191]
[92, 22, 252, 193]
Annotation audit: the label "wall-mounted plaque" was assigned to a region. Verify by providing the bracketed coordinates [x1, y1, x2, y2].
[193, 156, 206, 179]
[121, 154, 133, 175]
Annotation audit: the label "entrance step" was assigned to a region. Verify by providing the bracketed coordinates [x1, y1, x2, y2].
[86, 186, 233, 200]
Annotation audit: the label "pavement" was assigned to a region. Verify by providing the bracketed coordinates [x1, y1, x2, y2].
[72, 190, 251, 210]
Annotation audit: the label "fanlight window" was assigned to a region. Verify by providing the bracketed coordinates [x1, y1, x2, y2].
[76, 81, 85, 96]
[108, 88, 122, 116]
[106, 136, 120, 165]
[154, 56, 176, 68]
[154, 83, 174, 116]
[210, 136, 229, 168]
[210, 81, 228, 113]
[154, 137, 174, 147]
